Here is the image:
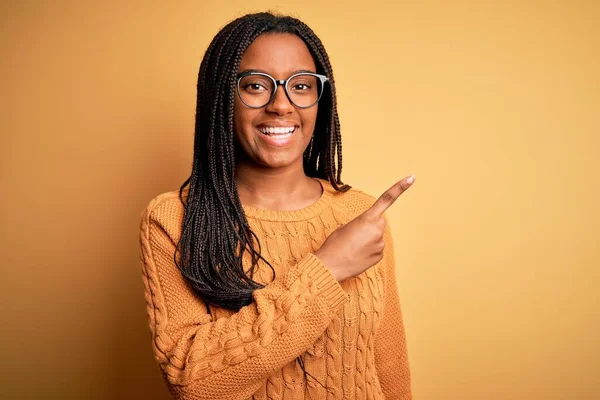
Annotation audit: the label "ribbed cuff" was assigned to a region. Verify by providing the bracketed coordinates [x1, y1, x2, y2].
[291, 253, 347, 311]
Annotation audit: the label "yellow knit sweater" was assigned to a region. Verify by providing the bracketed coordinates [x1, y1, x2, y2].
[139, 179, 412, 399]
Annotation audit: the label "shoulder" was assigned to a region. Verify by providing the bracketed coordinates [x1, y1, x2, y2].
[320, 179, 378, 217]
[139, 187, 188, 243]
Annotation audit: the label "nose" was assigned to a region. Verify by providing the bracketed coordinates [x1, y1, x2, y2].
[265, 85, 294, 115]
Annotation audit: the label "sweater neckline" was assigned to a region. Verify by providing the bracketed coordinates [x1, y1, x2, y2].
[241, 178, 334, 222]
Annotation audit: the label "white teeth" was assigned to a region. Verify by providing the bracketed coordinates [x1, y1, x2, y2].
[258, 126, 296, 135]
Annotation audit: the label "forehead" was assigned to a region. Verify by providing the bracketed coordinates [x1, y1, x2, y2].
[239, 33, 316, 77]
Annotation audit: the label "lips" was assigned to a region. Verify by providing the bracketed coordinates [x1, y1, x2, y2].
[256, 125, 298, 147]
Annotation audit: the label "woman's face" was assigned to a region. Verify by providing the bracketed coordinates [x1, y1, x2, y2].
[233, 33, 319, 170]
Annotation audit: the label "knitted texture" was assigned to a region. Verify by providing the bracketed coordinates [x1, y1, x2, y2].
[139, 179, 412, 399]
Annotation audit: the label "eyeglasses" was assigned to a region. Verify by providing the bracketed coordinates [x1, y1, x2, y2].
[236, 71, 329, 109]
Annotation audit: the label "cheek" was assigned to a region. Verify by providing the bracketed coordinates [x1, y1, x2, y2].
[233, 97, 245, 136]
[300, 107, 319, 135]
[233, 98, 258, 139]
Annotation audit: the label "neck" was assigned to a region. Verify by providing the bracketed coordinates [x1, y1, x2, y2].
[235, 160, 321, 211]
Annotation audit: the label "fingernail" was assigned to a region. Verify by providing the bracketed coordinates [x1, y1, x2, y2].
[407, 175, 415, 184]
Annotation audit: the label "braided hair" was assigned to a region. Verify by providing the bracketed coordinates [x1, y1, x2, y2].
[176, 12, 349, 312]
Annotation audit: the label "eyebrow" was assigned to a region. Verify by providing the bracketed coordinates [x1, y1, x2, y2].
[238, 68, 317, 76]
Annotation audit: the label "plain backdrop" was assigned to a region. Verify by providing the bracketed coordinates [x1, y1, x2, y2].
[1, 1, 598, 399]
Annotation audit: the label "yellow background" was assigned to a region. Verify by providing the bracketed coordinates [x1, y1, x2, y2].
[1, 1, 598, 399]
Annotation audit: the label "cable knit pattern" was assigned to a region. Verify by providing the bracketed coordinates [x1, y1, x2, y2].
[139, 179, 412, 399]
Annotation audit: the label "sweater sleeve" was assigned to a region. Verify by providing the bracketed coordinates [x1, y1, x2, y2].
[139, 201, 347, 400]
[374, 219, 412, 399]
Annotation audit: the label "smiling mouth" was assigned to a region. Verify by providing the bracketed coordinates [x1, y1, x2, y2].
[257, 126, 298, 136]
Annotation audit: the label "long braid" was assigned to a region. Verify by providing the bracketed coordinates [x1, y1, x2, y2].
[294, 23, 348, 192]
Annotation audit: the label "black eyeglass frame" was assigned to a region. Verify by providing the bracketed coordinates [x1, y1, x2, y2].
[236, 71, 329, 109]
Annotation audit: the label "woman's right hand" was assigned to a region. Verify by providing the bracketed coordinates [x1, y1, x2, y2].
[314, 175, 415, 282]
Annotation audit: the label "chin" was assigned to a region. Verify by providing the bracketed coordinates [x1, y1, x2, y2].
[259, 156, 296, 169]
[256, 150, 302, 169]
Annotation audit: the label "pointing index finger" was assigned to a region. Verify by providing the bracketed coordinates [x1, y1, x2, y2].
[367, 175, 415, 217]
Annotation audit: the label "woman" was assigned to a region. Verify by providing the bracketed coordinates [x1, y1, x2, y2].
[139, 12, 414, 400]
